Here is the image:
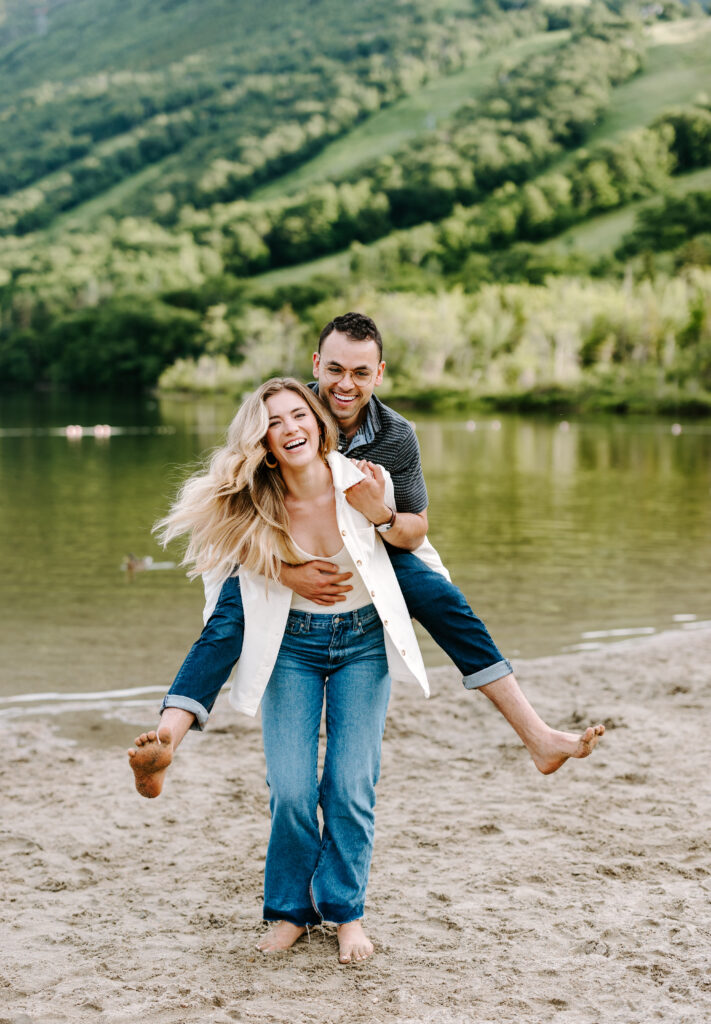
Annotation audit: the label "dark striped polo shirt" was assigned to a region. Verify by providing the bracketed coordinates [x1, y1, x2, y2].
[310, 385, 428, 514]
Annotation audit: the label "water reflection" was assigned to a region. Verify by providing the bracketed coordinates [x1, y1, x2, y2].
[413, 414, 711, 663]
[0, 393, 710, 712]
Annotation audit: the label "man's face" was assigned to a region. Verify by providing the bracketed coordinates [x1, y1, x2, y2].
[313, 330, 385, 434]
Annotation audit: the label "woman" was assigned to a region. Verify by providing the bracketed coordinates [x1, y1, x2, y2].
[128, 378, 444, 963]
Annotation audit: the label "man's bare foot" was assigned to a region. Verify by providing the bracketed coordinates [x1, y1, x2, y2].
[337, 920, 374, 964]
[127, 728, 174, 798]
[530, 724, 605, 775]
[256, 921, 306, 953]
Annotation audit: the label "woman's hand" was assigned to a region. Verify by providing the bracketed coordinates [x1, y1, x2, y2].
[345, 460, 392, 526]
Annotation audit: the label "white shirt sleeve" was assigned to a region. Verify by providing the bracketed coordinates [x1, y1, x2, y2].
[202, 567, 226, 625]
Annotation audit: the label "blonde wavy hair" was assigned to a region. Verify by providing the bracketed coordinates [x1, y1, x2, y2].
[155, 378, 338, 582]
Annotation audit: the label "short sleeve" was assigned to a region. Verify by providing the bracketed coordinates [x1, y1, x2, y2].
[390, 431, 428, 514]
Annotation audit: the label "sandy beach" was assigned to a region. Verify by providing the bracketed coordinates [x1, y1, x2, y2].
[2, 627, 710, 1024]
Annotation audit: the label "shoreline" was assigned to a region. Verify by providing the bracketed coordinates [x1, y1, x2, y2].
[5, 381, 711, 419]
[2, 628, 710, 1023]
[2, 623, 708, 746]
[153, 382, 711, 418]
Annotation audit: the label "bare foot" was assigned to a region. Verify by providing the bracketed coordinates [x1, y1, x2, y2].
[127, 728, 174, 798]
[256, 921, 306, 953]
[337, 920, 374, 964]
[530, 724, 605, 775]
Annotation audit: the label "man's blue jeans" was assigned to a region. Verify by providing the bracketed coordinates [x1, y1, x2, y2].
[161, 548, 512, 729]
[259, 604, 390, 925]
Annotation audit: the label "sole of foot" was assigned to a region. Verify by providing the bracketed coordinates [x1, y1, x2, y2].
[534, 723, 606, 776]
[127, 729, 173, 798]
[256, 921, 306, 953]
[337, 921, 374, 964]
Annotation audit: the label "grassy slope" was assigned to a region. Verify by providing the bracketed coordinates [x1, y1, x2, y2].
[51, 158, 174, 234]
[252, 164, 711, 277]
[253, 31, 567, 200]
[586, 20, 711, 145]
[54, 31, 566, 231]
[546, 165, 711, 256]
[541, 21, 711, 256]
[0, 0, 393, 96]
[54, 31, 569, 230]
[10, 15, 711, 276]
[247, 20, 711, 288]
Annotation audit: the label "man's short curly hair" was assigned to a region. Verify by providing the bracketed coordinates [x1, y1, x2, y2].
[318, 312, 383, 360]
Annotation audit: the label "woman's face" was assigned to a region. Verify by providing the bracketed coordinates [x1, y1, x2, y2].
[265, 390, 322, 471]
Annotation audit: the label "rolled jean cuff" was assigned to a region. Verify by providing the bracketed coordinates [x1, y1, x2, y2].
[160, 694, 209, 731]
[462, 658, 513, 690]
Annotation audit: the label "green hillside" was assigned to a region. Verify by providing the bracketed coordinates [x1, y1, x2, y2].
[243, 18, 711, 284]
[1, 1, 711, 413]
[546, 165, 711, 256]
[586, 21, 711, 144]
[1, 0, 542, 233]
[0, 0, 446, 93]
[240, 17, 711, 288]
[253, 31, 569, 201]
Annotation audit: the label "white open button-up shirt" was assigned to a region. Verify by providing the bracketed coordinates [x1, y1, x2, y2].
[202, 450, 450, 717]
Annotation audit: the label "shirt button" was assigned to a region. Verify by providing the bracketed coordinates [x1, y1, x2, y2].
[356, 560, 362, 566]
[370, 590, 375, 597]
[384, 620, 388, 626]
[341, 530, 346, 537]
[401, 649, 406, 655]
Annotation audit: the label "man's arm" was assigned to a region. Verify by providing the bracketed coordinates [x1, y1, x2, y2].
[279, 560, 353, 606]
[345, 460, 428, 551]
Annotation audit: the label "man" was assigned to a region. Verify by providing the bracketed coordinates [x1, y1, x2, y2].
[131, 312, 603, 785]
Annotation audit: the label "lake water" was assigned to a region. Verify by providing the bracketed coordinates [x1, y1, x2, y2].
[1, 391, 710, 729]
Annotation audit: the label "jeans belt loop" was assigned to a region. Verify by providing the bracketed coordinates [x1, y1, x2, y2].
[303, 612, 311, 632]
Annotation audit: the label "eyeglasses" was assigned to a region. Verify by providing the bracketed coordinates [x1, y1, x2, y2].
[322, 364, 375, 385]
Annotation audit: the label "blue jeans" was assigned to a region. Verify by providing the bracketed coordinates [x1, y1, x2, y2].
[261, 604, 390, 925]
[161, 548, 511, 728]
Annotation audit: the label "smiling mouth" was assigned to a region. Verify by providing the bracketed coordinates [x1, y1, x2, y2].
[284, 438, 307, 451]
[332, 392, 357, 403]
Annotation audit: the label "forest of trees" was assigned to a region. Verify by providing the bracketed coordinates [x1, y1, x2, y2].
[1, 0, 710, 413]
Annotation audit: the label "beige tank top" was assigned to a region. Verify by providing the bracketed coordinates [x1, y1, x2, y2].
[289, 540, 372, 613]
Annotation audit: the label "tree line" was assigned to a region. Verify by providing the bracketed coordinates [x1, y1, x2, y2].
[186, 22, 646, 274]
[344, 104, 711, 286]
[0, 1, 546, 234]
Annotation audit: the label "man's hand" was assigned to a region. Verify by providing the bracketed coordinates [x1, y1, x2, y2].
[279, 560, 353, 606]
[345, 460, 392, 525]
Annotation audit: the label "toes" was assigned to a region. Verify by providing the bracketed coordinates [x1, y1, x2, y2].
[134, 730, 165, 749]
[340, 944, 371, 963]
[127, 748, 136, 758]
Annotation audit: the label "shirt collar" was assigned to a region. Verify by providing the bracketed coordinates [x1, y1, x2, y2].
[340, 398, 379, 454]
[326, 450, 366, 492]
[308, 381, 380, 455]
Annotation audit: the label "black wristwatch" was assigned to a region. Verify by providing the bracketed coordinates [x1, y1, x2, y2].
[375, 507, 396, 534]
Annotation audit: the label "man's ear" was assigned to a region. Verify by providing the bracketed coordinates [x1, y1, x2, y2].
[312, 351, 320, 378]
[374, 360, 386, 387]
